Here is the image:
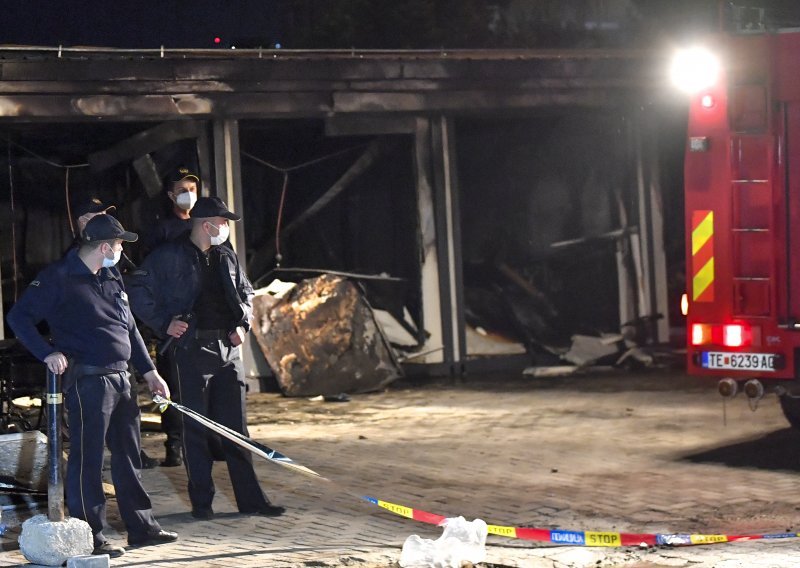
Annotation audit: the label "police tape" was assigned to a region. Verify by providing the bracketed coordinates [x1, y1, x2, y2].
[152, 395, 798, 548]
[361, 497, 799, 547]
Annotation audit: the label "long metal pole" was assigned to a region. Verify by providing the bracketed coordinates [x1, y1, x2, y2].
[46, 371, 64, 522]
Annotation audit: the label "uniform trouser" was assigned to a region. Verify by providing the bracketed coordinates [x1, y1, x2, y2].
[64, 371, 161, 546]
[173, 338, 271, 513]
[156, 351, 182, 448]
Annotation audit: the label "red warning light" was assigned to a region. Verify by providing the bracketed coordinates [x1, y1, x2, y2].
[700, 94, 715, 108]
[214, 37, 221, 45]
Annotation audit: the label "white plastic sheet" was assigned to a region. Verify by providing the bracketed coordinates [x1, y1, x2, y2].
[399, 516, 488, 568]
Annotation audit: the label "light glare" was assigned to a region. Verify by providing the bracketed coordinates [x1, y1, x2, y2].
[691, 323, 710, 346]
[723, 324, 744, 347]
[670, 47, 721, 94]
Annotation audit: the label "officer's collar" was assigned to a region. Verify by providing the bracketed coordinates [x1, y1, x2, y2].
[66, 248, 92, 275]
[100, 266, 122, 281]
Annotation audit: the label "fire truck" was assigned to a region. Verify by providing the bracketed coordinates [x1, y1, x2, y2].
[675, 29, 800, 427]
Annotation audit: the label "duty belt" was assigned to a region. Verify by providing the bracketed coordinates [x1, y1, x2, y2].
[73, 363, 127, 376]
[193, 329, 229, 340]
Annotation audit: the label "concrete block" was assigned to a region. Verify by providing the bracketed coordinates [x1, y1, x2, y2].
[67, 554, 110, 568]
[0, 431, 48, 491]
[19, 514, 93, 566]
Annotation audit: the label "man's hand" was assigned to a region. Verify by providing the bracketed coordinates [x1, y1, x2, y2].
[142, 370, 171, 399]
[43, 352, 68, 374]
[166, 316, 190, 338]
[228, 326, 246, 347]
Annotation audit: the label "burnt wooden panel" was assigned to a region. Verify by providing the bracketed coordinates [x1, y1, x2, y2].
[0, 50, 660, 121]
[0, 92, 335, 120]
[0, 58, 406, 82]
[332, 89, 624, 113]
[89, 121, 204, 172]
[0, 53, 655, 85]
[215, 92, 334, 117]
[0, 94, 188, 120]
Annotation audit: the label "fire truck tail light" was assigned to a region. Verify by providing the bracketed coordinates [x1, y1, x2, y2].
[691, 324, 712, 345]
[700, 94, 715, 108]
[681, 293, 688, 316]
[723, 324, 747, 347]
[690, 323, 759, 347]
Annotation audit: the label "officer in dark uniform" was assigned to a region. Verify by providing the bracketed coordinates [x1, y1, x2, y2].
[72, 197, 115, 236]
[7, 215, 178, 558]
[140, 166, 199, 257]
[128, 196, 285, 520]
[140, 166, 201, 467]
[65, 198, 159, 468]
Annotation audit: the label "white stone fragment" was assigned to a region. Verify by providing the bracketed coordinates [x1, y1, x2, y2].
[19, 514, 93, 566]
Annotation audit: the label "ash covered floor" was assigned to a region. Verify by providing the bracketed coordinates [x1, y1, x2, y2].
[3, 369, 800, 567]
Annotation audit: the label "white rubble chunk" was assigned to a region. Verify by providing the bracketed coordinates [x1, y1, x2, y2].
[19, 514, 93, 566]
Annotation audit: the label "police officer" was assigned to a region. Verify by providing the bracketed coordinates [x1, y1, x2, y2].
[72, 197, 115, 235]
[7, 215, 178, 558]
[140, 166, 199, 257]
[140, 166, 201, 467]
[128, 196, 284, 520]
[64, 198, 159, 468]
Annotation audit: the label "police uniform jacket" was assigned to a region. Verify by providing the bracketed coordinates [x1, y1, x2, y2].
[139, 214, 191, 258]
[127, 232, 254, 346]
[7, 248, 155, 374]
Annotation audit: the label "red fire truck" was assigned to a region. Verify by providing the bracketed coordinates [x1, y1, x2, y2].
[676, 30, 800, 426]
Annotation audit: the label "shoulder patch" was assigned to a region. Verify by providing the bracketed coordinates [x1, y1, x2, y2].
[130, 269, 148, 277]
[30, 280, 41, 287]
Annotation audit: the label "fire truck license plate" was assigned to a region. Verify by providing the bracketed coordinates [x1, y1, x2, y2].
[701, 352, 776, 372]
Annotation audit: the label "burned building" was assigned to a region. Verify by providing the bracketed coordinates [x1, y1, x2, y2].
[0, 45, 682, 384]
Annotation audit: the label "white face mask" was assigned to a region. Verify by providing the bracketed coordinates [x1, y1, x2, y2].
[206, 222, 230, 246]
[175, 191, 197, 211]
[102, 245, 122, 268]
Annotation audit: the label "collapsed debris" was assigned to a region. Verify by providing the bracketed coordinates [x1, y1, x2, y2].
[523, 317, 675, 378]
[251, 274, 402, 397]
[563, 334, 624, 366]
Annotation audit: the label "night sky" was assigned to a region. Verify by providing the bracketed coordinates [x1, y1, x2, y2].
[0, 1, 281, 49]
[4, 2, 800, 51]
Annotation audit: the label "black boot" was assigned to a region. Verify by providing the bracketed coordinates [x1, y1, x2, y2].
[140, 450, 160, 470]
[161, 442, 183, 467]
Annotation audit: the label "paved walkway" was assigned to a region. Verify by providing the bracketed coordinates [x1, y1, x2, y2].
[2, 369, 800, 567]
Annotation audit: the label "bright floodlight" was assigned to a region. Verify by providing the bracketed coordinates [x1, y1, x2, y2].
[670, 47, 721, 94]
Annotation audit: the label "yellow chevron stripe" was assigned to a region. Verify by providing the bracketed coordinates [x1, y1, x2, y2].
[692, 211, 714, 256]
[693, 258, 714, 301]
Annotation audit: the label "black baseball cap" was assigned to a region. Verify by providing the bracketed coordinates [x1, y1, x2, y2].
[82, 214, 138, 243]
[189, 196, 241, 221]
[169, 166, 200, 184]
[74, 197, 115, 219]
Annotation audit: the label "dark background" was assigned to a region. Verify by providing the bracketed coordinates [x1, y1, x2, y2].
[3, 1, 800, 51]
